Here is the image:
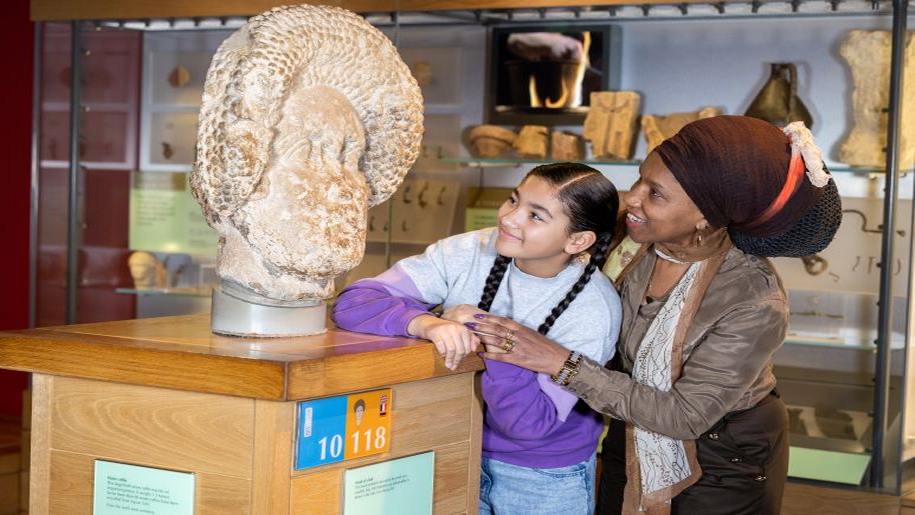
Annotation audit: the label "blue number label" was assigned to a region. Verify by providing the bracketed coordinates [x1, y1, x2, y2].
[294, 396, 348, 470]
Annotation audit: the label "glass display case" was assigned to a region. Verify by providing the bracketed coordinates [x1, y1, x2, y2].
[31, 0, 915, 497]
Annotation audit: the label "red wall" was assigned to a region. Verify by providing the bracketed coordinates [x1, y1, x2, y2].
[0, 0, 35, 417]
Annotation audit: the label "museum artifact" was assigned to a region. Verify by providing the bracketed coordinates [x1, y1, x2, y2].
[191, 4, 423, 336]
[168, 64, 191, 88]
[838, 30, 915, 170]
[582, 91, 640, 160]
[465, 124, 516, 158]
[641, 107, 720, 154]
[409, 60, 433, 88]
[513, 125, 549, 158]
[550, 131, 584, 161]
[745, 63, 813, 128]
[127, 251, 167, 289]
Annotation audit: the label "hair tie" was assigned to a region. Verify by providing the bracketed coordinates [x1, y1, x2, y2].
[783, 121, 829, 188]
[740, 121, 830, 231]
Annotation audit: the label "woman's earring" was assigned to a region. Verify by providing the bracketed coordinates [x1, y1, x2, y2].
[695, 227, 706, 247]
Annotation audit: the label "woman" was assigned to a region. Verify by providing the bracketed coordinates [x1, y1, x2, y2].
[469, 115, 841, 514]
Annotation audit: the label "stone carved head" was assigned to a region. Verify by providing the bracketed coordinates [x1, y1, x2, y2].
[192, 5, 423, 304]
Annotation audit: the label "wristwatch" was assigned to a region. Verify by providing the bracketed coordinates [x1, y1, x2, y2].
[551, 351, 583, 386]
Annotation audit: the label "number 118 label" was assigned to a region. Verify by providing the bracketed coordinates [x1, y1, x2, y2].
[294, 389, 392, 470]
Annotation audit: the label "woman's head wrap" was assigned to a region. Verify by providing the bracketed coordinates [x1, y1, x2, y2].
[655, 115, 841, 257]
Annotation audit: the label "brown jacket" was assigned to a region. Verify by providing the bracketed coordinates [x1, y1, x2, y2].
[567, 245, 788, 440]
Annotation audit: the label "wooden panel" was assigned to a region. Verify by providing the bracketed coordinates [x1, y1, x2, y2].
[781, 481, 901, 515]
[251, 400, 294, 515]
[287, 345, 481, 401]
[290, 468, 340, 515]
[0, 330, 287, 400]
[29, 374, 51, 515]
[290, 441, 472, 515]
[0, 316, 483, 401]
[50, 377, 255, 478]
[388, 374, 474, 456]
[47, 450, 250, 515]
[465, 375, 484, 514]
[431, 441, 472, 514]
[60, 314, 397, 358]
[31, 0, 716, 21]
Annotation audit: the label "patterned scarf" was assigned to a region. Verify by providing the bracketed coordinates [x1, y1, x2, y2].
[608, 234, 730, 514]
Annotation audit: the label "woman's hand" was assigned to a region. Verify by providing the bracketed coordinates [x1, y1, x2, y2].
[465, 314, 571, 376]
[407, 314, 480, 371]
[441, 304, 487, 325]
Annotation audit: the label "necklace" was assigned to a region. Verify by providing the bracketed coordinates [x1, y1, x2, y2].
[646, 247, 692, 303]
[654, 247, 688, 265]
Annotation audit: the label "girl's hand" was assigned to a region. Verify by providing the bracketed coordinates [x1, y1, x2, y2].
[407, 314, 480, 371]
[441, 304, 488, 325]
[465, 315, 571, 376]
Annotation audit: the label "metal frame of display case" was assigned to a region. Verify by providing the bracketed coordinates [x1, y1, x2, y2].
[28, 0, 914, 495]
[874, 0, 909, 490]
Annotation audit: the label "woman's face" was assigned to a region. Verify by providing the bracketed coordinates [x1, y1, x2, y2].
[624, 152, 707, 246]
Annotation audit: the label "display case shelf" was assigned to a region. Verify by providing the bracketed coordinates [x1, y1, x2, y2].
[441, 155, 901, 174]
[784, 335, 875, 351]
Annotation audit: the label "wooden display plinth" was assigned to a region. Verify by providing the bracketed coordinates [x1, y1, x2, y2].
[0, 314, 485, 514]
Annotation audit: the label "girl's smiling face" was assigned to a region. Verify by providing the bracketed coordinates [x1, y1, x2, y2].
[624, 152, 708, 246]
[495, 175, 594, 277]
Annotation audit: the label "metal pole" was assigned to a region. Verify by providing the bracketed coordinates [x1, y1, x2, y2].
[384, 11, 400, 268]
[29, 22, 42, 329]
[870, 0, 908, 489]
[66, 21, 82, 325]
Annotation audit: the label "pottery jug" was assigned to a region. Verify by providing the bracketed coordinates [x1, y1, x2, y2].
[745, 63, 813, 128]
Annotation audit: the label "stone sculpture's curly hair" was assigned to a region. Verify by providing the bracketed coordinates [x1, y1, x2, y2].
[192, 5, 423, 226]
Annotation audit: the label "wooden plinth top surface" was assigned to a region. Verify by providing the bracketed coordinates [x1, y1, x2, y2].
[0, 314, 483, 401]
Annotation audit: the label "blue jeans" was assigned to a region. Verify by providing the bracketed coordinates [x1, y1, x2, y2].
[479, 454, 596, 515]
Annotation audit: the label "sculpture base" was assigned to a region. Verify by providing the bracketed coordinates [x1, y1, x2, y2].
[211, 287, 327, 337]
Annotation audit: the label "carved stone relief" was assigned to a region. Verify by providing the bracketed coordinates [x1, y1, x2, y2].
[583, 91, 641, 160]
[838, 30, 915, 170]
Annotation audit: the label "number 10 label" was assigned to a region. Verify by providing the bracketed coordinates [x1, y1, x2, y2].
[295, 389, 392, 470]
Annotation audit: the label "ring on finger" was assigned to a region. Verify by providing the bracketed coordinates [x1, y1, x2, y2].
[501, 337, 516, 352]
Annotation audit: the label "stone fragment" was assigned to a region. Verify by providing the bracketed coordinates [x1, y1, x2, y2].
[466, 125, 516, 158]
[514, 125, 549, 159]
[641, 107, 721, 154]
[838, 30, 915, 170]
[583, 91, 641, 160]
[550, 131, 584, 161]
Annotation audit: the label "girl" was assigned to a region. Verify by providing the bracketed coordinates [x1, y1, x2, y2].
[333, 162, 621, 514]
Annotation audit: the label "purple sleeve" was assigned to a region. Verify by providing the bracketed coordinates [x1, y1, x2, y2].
[332, 277, 434, 337]
[482, 359, 580, 441]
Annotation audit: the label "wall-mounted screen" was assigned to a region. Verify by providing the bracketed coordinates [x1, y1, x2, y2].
[488, 24, 619, 125]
